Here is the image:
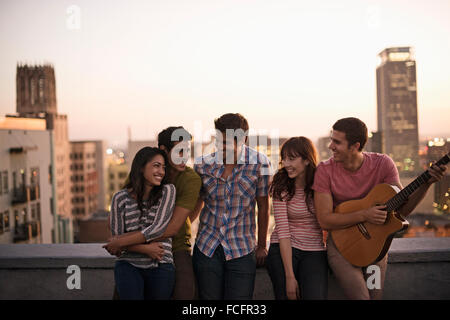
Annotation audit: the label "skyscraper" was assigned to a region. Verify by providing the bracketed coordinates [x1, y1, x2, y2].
[376, 47, 420, 176]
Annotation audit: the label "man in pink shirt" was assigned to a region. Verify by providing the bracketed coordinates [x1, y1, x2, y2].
[312, 117, 447, 300]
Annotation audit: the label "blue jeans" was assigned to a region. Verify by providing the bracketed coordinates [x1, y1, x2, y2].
[193, 245, 256, 300]
[114, 260, 175, 300]
[266, 243, 328, 300]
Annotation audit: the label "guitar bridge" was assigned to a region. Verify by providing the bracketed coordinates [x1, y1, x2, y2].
[357, 223, 371, 240]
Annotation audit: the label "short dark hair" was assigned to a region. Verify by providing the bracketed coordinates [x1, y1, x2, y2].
[332, 117, 368, 151]
[157, 126, 192, 151]
[214, 113, 249, 133]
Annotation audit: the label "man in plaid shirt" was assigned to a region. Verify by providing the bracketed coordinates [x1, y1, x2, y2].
[192, 113, 272, 300]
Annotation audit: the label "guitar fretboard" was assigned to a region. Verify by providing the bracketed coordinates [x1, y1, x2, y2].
[386, 152, 449, 212]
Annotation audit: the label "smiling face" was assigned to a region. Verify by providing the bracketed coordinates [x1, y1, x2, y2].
[281, 154, 310, 181]
[329, 130, 359, 163]
[142, 154, 166, 186]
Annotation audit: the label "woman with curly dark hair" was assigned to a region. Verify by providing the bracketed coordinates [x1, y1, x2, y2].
[103, 147, 176, 299]
[266, 137, 328, 300]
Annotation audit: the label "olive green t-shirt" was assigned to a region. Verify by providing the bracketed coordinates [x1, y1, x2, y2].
[171, 166, 202, 252]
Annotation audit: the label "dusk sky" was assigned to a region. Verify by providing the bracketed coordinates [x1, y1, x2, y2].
[1, 0, 449, 148]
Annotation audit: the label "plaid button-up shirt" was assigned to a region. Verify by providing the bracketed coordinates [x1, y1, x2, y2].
[194, 145, 273, 260]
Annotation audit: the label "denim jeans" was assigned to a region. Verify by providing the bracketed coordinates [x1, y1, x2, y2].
[266, 243, 328, 300]
[114, 260, 175, 300]
[193, 244, 256, 300]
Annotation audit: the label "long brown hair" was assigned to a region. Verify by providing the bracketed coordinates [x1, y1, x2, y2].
[269, 137, 318, 213]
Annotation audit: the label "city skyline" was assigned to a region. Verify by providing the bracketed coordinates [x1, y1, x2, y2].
[1, 0, 450, 148]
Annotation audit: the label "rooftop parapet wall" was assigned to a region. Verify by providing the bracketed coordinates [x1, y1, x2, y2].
[0, 238, 449, 300]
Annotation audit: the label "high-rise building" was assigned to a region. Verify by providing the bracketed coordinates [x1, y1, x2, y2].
[376, 47, 420, 176]
[69, 141, 103, 220]
[426, 138, 450, 215]
[365, 131, 382, 154]
[15, 63, 72, 242]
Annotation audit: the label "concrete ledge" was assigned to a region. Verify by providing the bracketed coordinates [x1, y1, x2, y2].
[0, 244, 114, 269]
[1, 238, 449, 299]
[387, 237, 450, 263]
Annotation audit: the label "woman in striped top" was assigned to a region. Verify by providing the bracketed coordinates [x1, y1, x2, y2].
[266, 137, 328, 300]
[103, 147, 176, 300]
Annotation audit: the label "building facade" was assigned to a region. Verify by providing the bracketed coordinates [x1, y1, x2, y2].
[426, 138, 450, 215]
[376, 47, 420, 176]
[15, 64, 72, 242]
[70, 142, 98, 220]
[70, 141, 106, 220]
[0, 117, 53, 243]
[105, 148, 128, 211]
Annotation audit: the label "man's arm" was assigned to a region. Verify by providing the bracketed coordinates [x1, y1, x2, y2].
[124, 205, 192, 257]
[127, 173, 203, 254]
[103, 185, 176, 255]
[153, 206, 192, 240]
[111, 203, 193, 258]
[314, 191, 388, 230]
[312, 163, 376, 230]
[256, 195, 269, 266]
[103, 230, 146, 255]
[397, 164, 447, 218]
[189, 198, 204, 223]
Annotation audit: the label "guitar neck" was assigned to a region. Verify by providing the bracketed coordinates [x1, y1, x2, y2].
[386, 152, 450, 212]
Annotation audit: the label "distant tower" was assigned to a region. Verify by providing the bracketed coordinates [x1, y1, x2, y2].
[376, 47, 420, 175]
[16, 64, 57, 116]
[14, 63, 73, 243]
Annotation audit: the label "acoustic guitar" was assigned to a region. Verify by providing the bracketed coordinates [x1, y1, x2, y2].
[330, 152, 450, 267]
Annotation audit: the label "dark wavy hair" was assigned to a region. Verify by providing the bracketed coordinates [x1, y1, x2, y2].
[269, 137, 318, 213]
[124, 147, 170, 215]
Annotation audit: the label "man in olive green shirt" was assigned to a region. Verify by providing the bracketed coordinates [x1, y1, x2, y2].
[154, 126, 201, 299]
[123, 126, 202, 299]
[170, 164, 202, 298]
[171, 165, 202, 253]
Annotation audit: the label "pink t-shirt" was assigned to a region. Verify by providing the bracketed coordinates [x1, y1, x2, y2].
[270, 188, 326, 251]
[312, 152, 400, 208]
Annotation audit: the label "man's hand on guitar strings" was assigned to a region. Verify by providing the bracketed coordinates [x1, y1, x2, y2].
[363, 205, 387, 225]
